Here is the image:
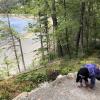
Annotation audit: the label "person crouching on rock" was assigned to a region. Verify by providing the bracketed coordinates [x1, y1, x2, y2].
[76, 64, 100, 89]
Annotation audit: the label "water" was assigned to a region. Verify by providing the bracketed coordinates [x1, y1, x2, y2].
[0, 16, 36, 34]
[0, 16, 40, 75]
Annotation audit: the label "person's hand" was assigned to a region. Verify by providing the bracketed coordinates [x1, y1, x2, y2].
[89, 85, 94, 89]
[77, 83, 83, 88]
[88, 84, 95, 90]
[78, 85, 83, 88]
[85, 82, 89, 87]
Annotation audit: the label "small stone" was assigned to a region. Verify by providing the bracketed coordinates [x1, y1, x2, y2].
[67, 73, 75, 79]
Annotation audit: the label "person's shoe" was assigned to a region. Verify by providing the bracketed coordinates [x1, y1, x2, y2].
[89, 85, 95, 90]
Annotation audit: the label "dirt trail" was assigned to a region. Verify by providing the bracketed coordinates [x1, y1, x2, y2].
[13, 73, 100, 100]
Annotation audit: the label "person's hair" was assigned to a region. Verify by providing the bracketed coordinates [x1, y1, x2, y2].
[76, 75, 81, 82]
[76, 67, 89, 82]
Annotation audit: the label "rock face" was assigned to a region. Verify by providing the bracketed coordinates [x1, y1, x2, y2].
[13, 73, 100, 100]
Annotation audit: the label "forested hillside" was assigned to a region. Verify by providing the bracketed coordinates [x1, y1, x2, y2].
[0, 0, 100, 100]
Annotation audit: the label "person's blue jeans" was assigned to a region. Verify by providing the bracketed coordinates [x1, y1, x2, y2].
[96, 73, 100, 80]
[89, 76, 95, 88]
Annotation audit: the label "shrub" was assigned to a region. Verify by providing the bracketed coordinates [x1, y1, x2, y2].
[21, 82, 35, 92]
[36, 73, 48, 83]
[0, 90, 11, 100]
[60, 67, 73, 75]
[15, 73, 48, 84]
[15, 73, 29, 83]
[48, 52, 57, 61]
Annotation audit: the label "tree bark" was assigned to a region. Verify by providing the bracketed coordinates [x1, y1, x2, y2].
[76, 2, 85, 56]
[51, 0, 63, 57]
[7, 13, 21, 73]
[63, 0, 71, 59]
[18, 38, 26, 71]
[39, 12, 45, 60]
[4, 54, 10, 76]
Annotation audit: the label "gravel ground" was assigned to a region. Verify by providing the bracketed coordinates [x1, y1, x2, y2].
[13, 73, 100, 100]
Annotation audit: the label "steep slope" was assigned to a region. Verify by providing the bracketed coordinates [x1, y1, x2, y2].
[13, 73, 100, 100]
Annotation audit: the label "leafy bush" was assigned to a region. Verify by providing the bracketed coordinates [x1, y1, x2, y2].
[36, 73, 48, 83]
[20, 82, 36, 92]
[48, 52, 57, 61]
[0, 90, 11, 100]
[15, 73, 29, 83]
[22, 85, 32, 92]
[15, 73, 48, 84]
[59, 66, 73, 75]
[25, 73, 48, 83]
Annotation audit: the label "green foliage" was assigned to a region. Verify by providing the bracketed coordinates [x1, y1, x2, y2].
[6, 0, 100, 60]
[16, 72, 48, 84]
[60, 67, 73, 75]
[0, 55, 100, 99]
[48, 52, 57, 61]
[0, 0, 100, 99]
[0, 90, 11, 100]
[19, 82, 36, 92]
[22, 85, 33, 92]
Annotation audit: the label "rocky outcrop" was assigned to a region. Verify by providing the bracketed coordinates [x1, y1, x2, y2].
[13, 72, 100, 100]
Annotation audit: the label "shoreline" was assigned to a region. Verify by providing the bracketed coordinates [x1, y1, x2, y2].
[0, 14, 37, 19]
[0, 14, 53, 25]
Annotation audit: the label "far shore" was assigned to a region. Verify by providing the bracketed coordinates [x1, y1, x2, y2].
[0, 14, 53, 25]
[0, 14, 37, 19]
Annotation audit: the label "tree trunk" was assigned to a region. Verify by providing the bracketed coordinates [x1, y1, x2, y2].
[4, 54, 10, 76]
[51, 0, 57, 29]
[51, 0, 63, 57]
[18, 38, 26, 71]
[85, 17, 89, 52]
[44, 14, 49, 52]
[76, 1, 85, 56]
[63, 0, 71, 59]
[38, 12, 45, 60]
[7, 13, 21, 73]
